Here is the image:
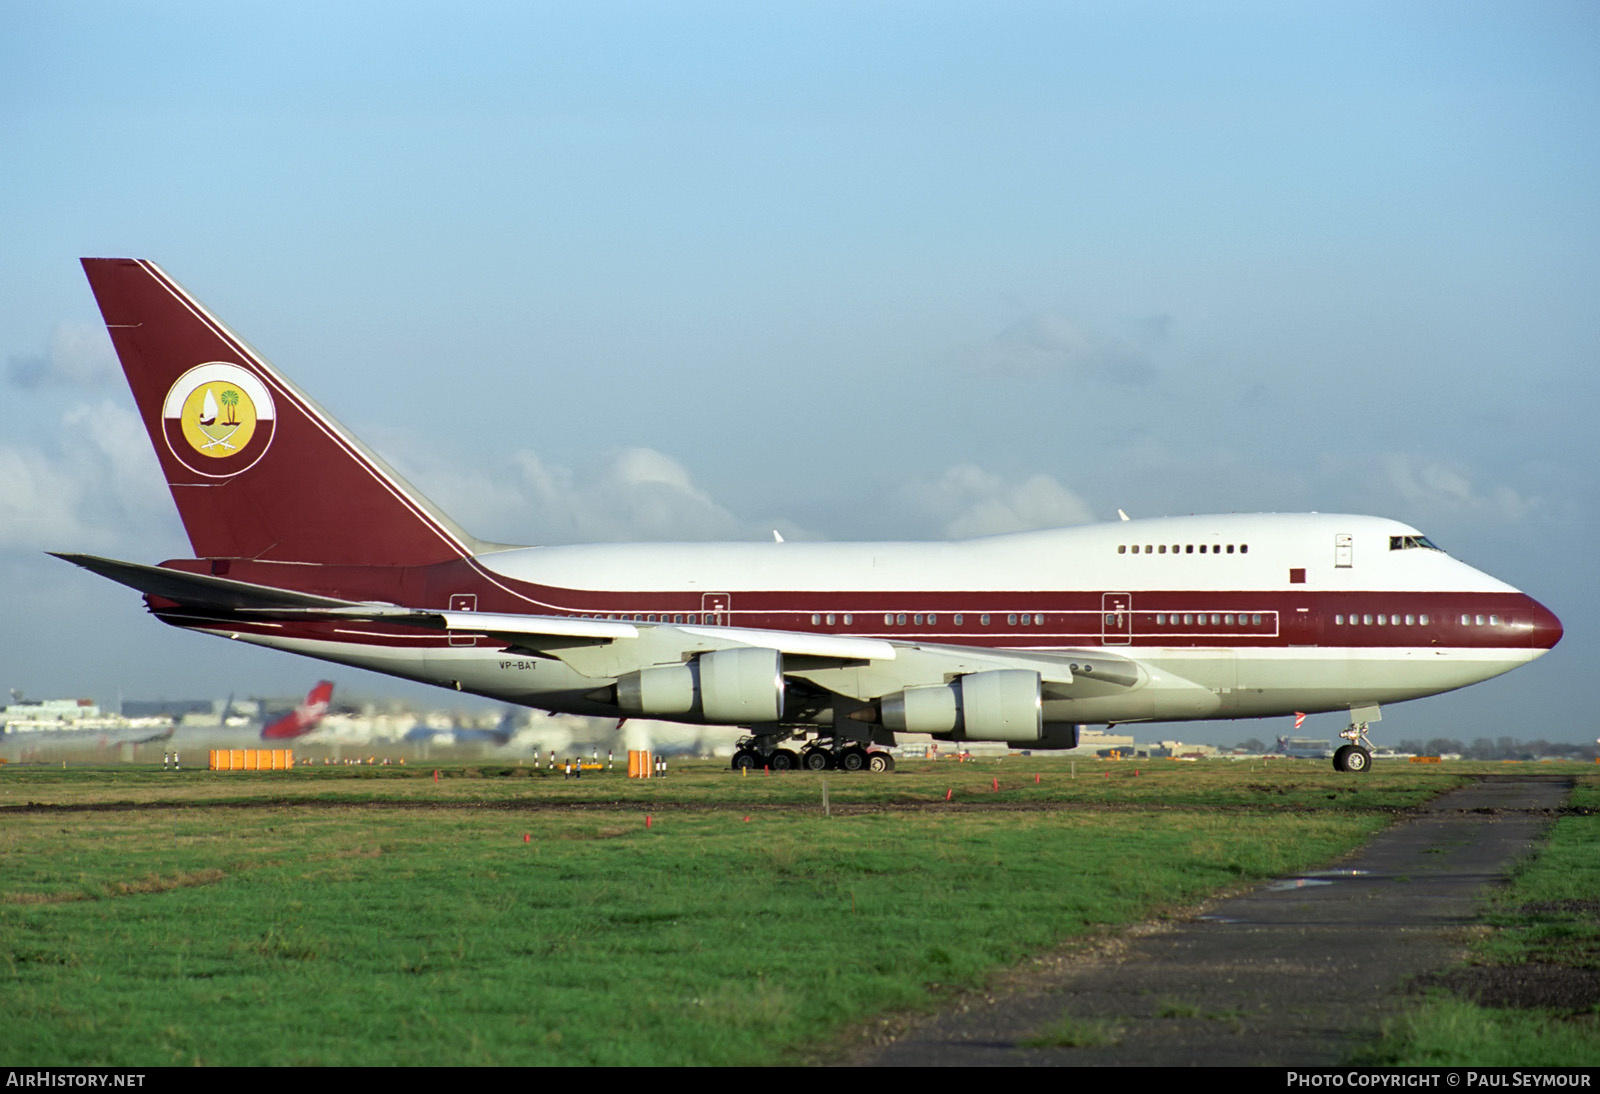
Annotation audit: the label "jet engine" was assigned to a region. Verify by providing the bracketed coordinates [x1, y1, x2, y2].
[881, 669, 1043, 741]
[615, 647, 784, 724]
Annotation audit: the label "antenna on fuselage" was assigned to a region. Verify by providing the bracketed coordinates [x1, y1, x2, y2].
[1117, 509, 1130, 522]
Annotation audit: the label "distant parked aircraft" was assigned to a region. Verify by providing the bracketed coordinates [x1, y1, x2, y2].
[260, 681, 334, 741]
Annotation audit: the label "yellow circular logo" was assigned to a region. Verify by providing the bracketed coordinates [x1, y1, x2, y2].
[162, 362, 276, 478]
[179, 380, 258, 458]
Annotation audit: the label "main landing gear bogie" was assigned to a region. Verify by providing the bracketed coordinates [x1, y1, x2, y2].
[801, 747, 834, 771]
[729, 737, 892, 773]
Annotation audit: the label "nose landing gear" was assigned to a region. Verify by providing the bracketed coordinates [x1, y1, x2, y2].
[1333, 721, 1374, 773]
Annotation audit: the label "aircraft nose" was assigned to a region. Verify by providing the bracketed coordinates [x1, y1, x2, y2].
[1525, 595, 1563, 653]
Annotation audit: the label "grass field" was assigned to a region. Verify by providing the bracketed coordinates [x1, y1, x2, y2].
[0, 757, 1581, 1066]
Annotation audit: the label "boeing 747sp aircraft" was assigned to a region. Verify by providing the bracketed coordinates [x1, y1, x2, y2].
[59, 259, 1562, 773]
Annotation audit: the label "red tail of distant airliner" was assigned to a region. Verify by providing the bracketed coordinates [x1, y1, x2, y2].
[79, 258, 483, 567]
[261, 681, 335, 741]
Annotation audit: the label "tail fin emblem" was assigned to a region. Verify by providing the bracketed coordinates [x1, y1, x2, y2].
[162, 362, 276, 477]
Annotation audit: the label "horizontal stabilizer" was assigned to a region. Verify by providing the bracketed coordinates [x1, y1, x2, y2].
[50, 553, 362, 611]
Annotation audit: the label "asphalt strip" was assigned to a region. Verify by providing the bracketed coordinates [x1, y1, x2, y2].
[852, 773, 1576, 1067]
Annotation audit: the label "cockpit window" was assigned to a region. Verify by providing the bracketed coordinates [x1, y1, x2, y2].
[1389, 535, 1443, 552]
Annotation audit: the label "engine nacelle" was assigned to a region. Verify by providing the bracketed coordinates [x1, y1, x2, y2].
[615, 647, 784, 724]
[881, 669, 1043, 742]
[1035, 723, 1080, 750]
[616, 663, 696, 715]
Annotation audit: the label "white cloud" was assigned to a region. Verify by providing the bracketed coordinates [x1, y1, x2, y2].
[0, 443, 92, 548]
[0, 401, 177, 555]
[900, 464, 1096, 539]
[974, 312, 1158, 385]
[407, 445, 812, 546]
[1381, 455, 1536, 524]
[7, 324, 118, 388]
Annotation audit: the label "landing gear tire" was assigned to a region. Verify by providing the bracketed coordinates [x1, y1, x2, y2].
[1333, 744, 1372, 773]
[801, 748, 834, 771]
[837, 746, 869, 772]
[731, 748, 762, 771]
[867, 751, 895, 773]
[769, 748, 799, 771]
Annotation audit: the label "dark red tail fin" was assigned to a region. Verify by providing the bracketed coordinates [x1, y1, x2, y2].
[81, 259, 484, 566]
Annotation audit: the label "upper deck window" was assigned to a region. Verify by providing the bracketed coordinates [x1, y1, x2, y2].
[1119, 541, 1248, 556]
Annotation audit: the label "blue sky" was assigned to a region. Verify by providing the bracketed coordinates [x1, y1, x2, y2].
[3, 2, 1596, 744]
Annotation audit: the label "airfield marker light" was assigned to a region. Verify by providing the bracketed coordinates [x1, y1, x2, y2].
[1035, 773, 1040, 785]
[992, 778, 998, 792]
[645, 814, 652, 829]
[433, 769, 439, 783]
[744, 816, 750, 822]
[523, 833, 530, 843]
[945, 788, 952, 801]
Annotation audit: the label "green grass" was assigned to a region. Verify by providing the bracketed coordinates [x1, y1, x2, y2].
[1378, 998, 1598, 1067]
[0, 759, 1478, 1065]
[1022, 1015, 1124, 1048]
[1, 753, 1476, 812]
[1369, 776, 1600, 1067]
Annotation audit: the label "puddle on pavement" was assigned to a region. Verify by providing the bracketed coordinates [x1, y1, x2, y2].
[1199, 869, 1376, 920]
[1262, 869, 1371, 892]
[1264, 877, 1333, 891]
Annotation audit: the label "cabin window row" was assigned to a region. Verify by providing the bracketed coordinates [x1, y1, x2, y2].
[1334, 613, 1432, 626]
[1119, 543, 1247, 555]
[579, 613, 704, 623]
[875, 613, 1047, 627]
[1154, 613, 1263, 626]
